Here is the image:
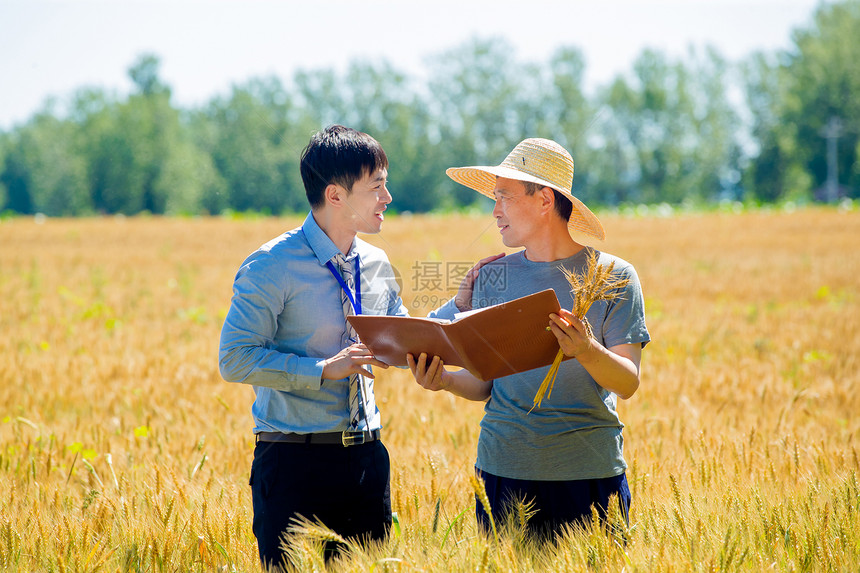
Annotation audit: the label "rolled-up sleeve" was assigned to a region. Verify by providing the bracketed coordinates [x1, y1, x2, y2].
[218, 254, 325, 391]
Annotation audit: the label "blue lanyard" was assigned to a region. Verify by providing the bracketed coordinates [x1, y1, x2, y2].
[325, 255, 362, 315]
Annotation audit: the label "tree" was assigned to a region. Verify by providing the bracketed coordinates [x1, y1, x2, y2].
[427, 38, 526, 206]
[592, 48, 741, 205]
[155, 117, 225, 215]
[5, 3, 857, 216]
[538, 47, 600, 203]
[0, 136, 32, 214]
[85, 54, 216, 215]
[593, 50, 689, 204]
[741, 52, 797, 202]
[128, 53, 170, 97]
[341, 61, 445, 213]
[744, 0, 860, 202]
[781, 0, 860, 199]
[684, 47, 744, 202]
[68, 87, 114, 213]
[0, 133, 8, 210]
[0, 107, 90, 216]
[197, 77, 300, 214]
[586, 76, 640, 205]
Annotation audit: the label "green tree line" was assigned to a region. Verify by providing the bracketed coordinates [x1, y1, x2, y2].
[1, 0, 858, 216]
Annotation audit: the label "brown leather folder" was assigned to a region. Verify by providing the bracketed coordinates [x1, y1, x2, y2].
[347, 289, 572, 381]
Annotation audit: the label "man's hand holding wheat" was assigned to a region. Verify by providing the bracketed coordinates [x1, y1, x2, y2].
[548, 309, 594, 358]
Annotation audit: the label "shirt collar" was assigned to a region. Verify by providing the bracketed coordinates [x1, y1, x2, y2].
[302, 211, 358, 265]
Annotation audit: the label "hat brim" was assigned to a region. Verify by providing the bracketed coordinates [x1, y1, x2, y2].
[446, 165, 606, 242]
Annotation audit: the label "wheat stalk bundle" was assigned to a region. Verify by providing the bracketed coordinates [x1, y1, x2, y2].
[530, 249, 629, 412]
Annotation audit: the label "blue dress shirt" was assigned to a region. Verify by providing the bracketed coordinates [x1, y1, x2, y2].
[219, 212, 457, 434]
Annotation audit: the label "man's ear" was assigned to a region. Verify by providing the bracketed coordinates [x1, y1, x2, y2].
[540, 186, 555, 215]
[324, 183, 343, 208]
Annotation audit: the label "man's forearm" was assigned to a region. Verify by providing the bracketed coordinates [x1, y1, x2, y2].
[574, 343, 640, 400]
[442, 369, 493, 401]
[219, 342, 327, 392]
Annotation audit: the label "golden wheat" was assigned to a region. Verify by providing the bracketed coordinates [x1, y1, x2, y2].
[0, 208, 858, 571]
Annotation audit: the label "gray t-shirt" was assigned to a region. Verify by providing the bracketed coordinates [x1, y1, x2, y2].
[471, 247, 650, 481]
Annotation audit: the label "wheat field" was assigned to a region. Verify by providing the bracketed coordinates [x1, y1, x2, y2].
[1, 207, 858, 572]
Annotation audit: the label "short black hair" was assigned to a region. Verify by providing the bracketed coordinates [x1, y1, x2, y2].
[300, 125, 388, 209]
[523, 181, 573, 223]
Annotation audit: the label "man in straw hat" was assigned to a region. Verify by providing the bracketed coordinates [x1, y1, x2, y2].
[408, 138, 650, 538]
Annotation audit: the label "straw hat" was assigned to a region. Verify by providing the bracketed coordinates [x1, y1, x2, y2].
[446, 138, 605, 242]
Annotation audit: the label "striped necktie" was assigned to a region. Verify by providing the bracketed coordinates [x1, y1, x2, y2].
[333, 253, 373, 431]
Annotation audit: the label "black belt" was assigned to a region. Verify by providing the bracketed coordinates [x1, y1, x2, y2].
[255, 429, 381, 447]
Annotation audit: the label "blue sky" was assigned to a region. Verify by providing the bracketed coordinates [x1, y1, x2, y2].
[0, 0, 823, 130]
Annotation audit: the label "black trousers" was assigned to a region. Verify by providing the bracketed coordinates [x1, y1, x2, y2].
[476, 468, 630, 539]
[249, 439, 391, 571]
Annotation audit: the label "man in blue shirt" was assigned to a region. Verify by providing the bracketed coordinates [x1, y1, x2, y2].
[220, 125, 417, 569]
[221, 125, 497, 569]
[408, 138, 650, 539]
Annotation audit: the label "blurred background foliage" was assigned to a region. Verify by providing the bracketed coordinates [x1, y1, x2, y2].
[1, 0, 858, 216]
